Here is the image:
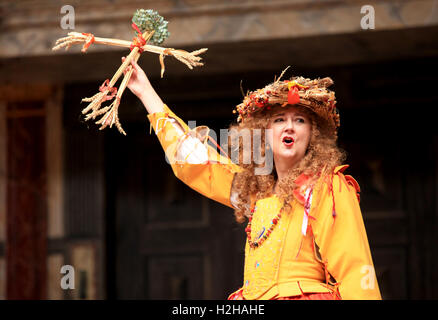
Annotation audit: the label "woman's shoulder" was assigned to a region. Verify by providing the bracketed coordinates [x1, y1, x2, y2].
[310, 164, 362, 222]
[331, 164, 361, 202]
[314, 164, 361, 202]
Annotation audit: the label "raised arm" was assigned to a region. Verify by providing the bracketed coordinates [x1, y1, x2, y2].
[124, 57, 241, 208]
[122, 56, 165, 115]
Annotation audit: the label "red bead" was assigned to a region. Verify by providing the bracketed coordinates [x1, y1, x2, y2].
[245, 206, 285, 249]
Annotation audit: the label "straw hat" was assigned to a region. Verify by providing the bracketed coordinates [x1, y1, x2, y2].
[234, 72, 340, 135]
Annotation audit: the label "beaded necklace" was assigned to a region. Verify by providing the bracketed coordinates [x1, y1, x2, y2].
[245, 203, 284, 249]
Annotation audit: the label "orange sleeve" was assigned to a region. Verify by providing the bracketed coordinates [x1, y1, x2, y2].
[147, 104, 241, 208]
[310, 169, 382, 300]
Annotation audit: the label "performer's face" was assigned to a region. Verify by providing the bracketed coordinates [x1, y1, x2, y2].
[267, 105, 312, 170]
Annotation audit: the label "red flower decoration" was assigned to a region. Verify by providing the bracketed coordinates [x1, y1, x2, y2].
[288, 87, 300, 105]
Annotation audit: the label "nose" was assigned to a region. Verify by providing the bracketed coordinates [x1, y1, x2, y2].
[284, 117, 295, 132]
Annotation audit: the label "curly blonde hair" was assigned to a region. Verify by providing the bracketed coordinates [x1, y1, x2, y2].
[229, 104, 346, 223]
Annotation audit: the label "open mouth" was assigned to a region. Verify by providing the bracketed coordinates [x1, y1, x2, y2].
[282, 136, 294, 147]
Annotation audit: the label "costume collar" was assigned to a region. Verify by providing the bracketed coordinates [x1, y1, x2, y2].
[292, 173, 312, 205]
[291, 165, 349, 205]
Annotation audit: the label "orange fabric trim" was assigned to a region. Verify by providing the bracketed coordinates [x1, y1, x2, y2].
[334, 164, 349, 174]
[345, 174, 361, 202]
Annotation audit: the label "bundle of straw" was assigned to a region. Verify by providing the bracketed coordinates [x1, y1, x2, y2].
[52, 9, 208, 135]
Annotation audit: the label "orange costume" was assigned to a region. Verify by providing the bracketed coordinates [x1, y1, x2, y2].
[147, 104, 382, 300]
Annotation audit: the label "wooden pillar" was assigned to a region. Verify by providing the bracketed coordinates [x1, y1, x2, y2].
[6, 100, 47, 299]
[0, 102, 6, 299]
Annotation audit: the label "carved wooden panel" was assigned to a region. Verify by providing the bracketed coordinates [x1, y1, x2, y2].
[147, 254, 205, 300]
[70, 243, 97, 300]
[372, 247, 408, 300]
[63, 129, 104, 237]
[144, 155, 208, 226]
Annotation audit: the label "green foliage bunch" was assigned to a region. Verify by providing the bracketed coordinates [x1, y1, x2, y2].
[132, 9, 170, 45]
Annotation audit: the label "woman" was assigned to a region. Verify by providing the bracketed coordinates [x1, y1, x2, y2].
[123, 58, 382, 300]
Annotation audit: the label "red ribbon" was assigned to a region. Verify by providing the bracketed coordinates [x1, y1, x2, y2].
[99, 79, 118, 101]
[130, 23, 147, 53]
[81, 33, 95, 53]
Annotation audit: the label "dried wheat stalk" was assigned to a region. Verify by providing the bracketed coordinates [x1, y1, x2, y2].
[53, 32, 208, 75]
[52, 29, 207, 135]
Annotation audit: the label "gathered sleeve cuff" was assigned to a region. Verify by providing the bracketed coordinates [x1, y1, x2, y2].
[147, 104, 242, 208]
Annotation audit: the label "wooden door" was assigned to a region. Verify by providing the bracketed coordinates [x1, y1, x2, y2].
[105, 102, 245, 300]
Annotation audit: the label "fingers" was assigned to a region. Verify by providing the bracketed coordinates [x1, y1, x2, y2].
[130, 58, 139, 70]
[122, 57, 132, 76]
[122, 56, 139, 76]
[122, 57, 126, 75]
[121, 56, 139, 69]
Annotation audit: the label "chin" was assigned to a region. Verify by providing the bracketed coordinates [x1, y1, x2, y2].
[278, 149, 297, 159]
[276, 153, 298, 164]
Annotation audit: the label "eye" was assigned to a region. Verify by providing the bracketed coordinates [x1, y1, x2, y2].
[295, 117, 305, 123]
[273, 117, 284, 123]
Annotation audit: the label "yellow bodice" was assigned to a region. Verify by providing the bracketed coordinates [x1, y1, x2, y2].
[242, 195, 330, 299]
